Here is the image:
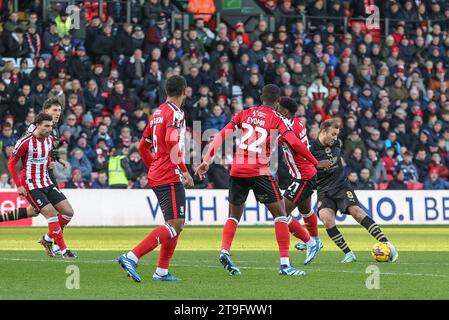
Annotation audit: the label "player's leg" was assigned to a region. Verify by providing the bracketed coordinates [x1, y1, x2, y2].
[37, 198, 76, 259]
[221, 203, 244, 255]
[119, 183, 184, 282]
[346, 205, 399, 262]
[0, 206, 39, 222]
[53, 199, 74, 231]
[283, 180, 312, 243]
[294, 196, 320, 250]
[256, 176, 304, 275]
[154, 183, 186, 281]
[297, 196, 320, 242]
[319, 196, 356, 263]
[219, 177, 248, 275]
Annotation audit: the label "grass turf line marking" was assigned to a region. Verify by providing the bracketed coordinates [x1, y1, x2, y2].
[0, 257, 448, 279]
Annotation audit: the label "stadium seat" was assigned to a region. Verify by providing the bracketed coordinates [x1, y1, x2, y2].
[377, 183, 389, 190]
[407, 182, 424, 190]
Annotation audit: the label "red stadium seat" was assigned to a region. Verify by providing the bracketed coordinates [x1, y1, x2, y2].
[407, 182, 424, 190]
[377, 182, 389, 190]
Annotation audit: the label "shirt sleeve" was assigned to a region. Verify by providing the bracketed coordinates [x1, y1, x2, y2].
[276, 116, 293, 137]
[9, 138, 29, 187]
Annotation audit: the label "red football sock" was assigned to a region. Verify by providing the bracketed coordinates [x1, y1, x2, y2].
[287, 216, 310, 242]
[221, 217, 238, 253]
[47, 217, 67, 251]
[132, 224, 176, 259]
[58, 214, 71, 230]
[157, 236, 179, 269]
[274, 217, 290, 258]
[303, 212, 318, 237]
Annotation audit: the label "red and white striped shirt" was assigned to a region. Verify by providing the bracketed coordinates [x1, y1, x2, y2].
[11, 133, 54, 190]
[279, 117, 317, 180]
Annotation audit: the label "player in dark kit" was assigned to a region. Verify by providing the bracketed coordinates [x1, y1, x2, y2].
[7, 113, 77, 259]
[1, 98, 76, 257]
[118, 75, 194, 282]
[310, 119, 398, 263]
[276, 97, 322, 265]
[196, 85, 331, 276]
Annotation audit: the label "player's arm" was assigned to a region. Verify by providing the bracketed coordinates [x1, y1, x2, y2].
[283, 131, 318, 165]
[196, 111, 242, 177]
[138, 136, 154, 168]
[195, 121, 236, 178]
[283, 132, 332, 169]
[165, 126, 193, 187]
[203, 121, 237, 164]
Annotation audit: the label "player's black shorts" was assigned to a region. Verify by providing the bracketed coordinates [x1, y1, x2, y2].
[317, 185, 360, 214]
[26, 185, 67, 210]
[283, 178, 316, 205]
[152, 182, 185, 221]
[229, 175, 282, 205]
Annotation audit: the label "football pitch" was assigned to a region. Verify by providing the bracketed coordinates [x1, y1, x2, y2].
[0, 226, 448, 300]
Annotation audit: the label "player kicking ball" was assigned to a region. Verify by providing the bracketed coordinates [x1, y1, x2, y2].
[7, 113, 77, 259]
[276, 97, 322, 265]
[118, 75, 194, 282]
[196, 85, 331, 276]
[310, 119, 398, 263]
[1, 98, 75, 257]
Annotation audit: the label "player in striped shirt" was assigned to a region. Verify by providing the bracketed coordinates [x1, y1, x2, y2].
[1, 98, 75, 256]
[277, 97, 322, 265]
[7, 113, 77, 259]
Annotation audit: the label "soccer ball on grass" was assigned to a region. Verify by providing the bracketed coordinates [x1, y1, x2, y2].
[371, 242, 392, 262]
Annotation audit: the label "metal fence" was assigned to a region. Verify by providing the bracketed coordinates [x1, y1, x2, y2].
[11, 0, 449, 40]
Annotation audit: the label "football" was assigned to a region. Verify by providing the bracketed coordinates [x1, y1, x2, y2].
[371, 242, 392, 262]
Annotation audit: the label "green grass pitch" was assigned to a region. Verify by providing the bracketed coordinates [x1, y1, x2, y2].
[0, 226, 448, 300]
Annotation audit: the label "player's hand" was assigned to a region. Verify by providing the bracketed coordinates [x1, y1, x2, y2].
[48, 161, 56, 170]
[182, 171, 194, 187]
[316, 160, 332, 169]
[195, 161, 209, 180]
[17, 186, 27, 197]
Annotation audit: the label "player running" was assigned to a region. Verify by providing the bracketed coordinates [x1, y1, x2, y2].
[1, 98, 75, 257]
[7, 113, 77, 259]
[118, 75, 194, 282]
[310, 118, 398, 263]
[196, 84, 331, 276]
[276, 97, 322, 265]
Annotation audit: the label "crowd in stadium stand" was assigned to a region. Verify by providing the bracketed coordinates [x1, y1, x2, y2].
[0, 0, 449, 190]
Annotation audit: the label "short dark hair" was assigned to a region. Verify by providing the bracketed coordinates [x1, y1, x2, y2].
[261, 84, 281, 104]
[35, 113, 53, 125]
[43, 97, 62, 110]
[279, 97, 298, 115]
[165, 75, 187, 97]
[320, 118, 340, 132]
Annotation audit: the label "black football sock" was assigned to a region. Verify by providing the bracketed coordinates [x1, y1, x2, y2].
[0, 208, 28, 222]
[360, 216, 388, 242]
[326, 226, 351, 254]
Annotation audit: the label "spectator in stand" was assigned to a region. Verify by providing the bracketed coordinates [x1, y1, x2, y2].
[424, 167, 449, 190]
[348, 171, 359, 189]
[364, 149, 387, 184]
[53, 148, 72, 184]
[92, 170, 110, 189]
[66, 167, 90, 189]
[131, 172, 149, 189]
[357, 168, 376, 190]
[396, 151, 419, 184]
[388, 170, 407, 190]
[69, 148, 93, 181]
